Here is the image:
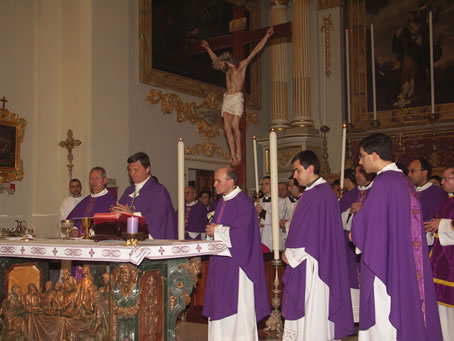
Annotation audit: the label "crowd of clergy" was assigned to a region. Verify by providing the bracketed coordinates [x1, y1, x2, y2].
[59, 133, 454, 341]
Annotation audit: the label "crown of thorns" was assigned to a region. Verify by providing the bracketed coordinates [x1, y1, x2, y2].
[212, 51, 232, 70]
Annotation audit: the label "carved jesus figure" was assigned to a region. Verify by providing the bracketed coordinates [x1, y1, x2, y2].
[201, 27, 274, 166]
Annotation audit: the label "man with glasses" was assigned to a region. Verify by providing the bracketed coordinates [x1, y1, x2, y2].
[351, 133, 442, 340]
[408, 158, 447, 247]
[424, 167, 454, 340]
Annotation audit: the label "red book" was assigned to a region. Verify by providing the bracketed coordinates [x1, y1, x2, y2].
[93, 212, 146, 225]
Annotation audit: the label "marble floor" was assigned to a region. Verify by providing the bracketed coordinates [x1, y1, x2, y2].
[177, 321, 359, 341]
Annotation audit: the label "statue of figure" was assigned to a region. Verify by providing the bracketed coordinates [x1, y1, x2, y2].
[75, 264, 95, 318]
[61, 268, 78, 292]
[41, 281, 58, 315]
[62, 281, 78, 317]
[23, 283, 41, 313]
[54, 281, 65, 314]
[0, 285, 26, 340]
[91, 272, 110, 341]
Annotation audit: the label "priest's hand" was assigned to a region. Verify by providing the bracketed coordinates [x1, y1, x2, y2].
[424, 219, 441, 233]
[205, 223, 216, 237]
[279, 219, 287, 232]
[256, 204, 263, 214]
[110, 201, 133, 214]
[281, 249, 288, 264]
[350, 202, 362, 214]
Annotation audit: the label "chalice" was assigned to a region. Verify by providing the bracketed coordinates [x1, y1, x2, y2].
[60, 220, 74, 240]
[80, 218, 93, 240]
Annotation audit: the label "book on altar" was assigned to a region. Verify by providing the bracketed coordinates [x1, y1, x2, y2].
[93, 212, 146, 225]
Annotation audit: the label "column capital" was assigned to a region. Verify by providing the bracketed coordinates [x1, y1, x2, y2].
[269, 0, 289, 7]
[318, 0, 344, 10]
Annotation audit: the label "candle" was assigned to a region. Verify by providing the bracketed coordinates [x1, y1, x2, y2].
[10, 183, 15, 191]
[345, 29, 351, 124]
[429, 11, 435, 115]
[127, 216, 138, 234]
[340, 123, 347, 190]
[371, 24, 377, 120]
[322, 32, 327, 126]
[269, 130, 280, 260]
[253, 136, 259, 198]
[177, 138, 185, 240]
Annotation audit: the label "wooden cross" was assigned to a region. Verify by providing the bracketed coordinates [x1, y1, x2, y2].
[1, 96, 7, 109]
[191, 7, 292, 189]
[59, 129, 82, 180]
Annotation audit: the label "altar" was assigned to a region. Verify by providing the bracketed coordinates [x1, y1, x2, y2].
[0, 238, 227, 341]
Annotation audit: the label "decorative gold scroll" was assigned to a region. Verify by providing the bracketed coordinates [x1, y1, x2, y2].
[320, 14, 333, 77]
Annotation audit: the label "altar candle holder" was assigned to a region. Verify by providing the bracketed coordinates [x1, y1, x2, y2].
[122, 233, 140, 246]
[370, 119, 381, 130]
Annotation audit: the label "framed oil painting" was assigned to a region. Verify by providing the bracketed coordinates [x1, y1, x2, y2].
[347, 0, 454, 129]
[139, 0, 262, 109]
[0, 107, 26, 183]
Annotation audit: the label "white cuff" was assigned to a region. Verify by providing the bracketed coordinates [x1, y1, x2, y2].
[439, 219, 454, 246]
[426, 232, 434, 246]
[213, 224, 232, 257]
[285, 247, 308, 268]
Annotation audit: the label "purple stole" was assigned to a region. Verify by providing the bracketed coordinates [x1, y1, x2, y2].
[430, 196, 454, 306]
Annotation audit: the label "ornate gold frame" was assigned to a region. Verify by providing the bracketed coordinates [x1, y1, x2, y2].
[0, 106, 26, 184]
[139, 0, 262, 109]
[348, 0, 454, 129]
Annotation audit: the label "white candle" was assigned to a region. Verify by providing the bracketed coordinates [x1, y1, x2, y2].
[177, 138, 185, 240]
[252, 136, 259, 198]
[269, 130, 280, 260]
[429, 11, 435, 115]
[346, 29, 351, 124]
[127, 216, 138, 234]
[340, 123, 347, 190]
[371, 24, 377, 120]
[322, 32, 327, 126]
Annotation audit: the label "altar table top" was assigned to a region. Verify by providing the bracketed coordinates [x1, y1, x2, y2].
[0, 238, 227, 265]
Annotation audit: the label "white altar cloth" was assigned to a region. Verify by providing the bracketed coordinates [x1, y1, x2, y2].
[0, 238, 227, 265]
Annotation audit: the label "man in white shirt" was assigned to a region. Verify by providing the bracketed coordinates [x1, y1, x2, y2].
[60, 179, 83, 220]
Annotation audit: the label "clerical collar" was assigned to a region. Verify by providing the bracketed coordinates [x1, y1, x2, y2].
[449, 193, 454, 198]
[305, 177, 326, 191]
[223, 186, 241, 201]
[288, 195, 298, 203]
[415, 181, 432, 192]
[262, 196, 271, 202]
[90, 188, 108, 198]
[186, 200, 198, 207]
[377, 162, 401, 175]
[134, 175, 151, 193]
[358, 181, 374, 191]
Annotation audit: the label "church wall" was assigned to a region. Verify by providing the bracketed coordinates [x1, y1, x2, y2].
[0, 0, 38, 229]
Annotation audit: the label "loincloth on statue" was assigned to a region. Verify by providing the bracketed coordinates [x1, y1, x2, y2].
[221, 92, 244, 118]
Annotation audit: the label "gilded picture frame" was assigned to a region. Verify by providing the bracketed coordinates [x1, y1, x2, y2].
[348, 0, 454, 129]
[0, 107, 26, 184]
[139, 0, 262, 109]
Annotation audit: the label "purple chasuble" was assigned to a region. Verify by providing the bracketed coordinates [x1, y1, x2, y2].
[430, 196, 454, 306]
[208, 198, 218, 213]
[176, 201, 208, 239]
[339, 187, 359, 212]
[67, 192, 116, 236]
[282, 182, 354, 339]
[418, 184, 448, 222]
[352, 171, 442, 341]
[340, 187, 371, 289]
[119, 177, 177, 239]
[202, 190, 270, 321]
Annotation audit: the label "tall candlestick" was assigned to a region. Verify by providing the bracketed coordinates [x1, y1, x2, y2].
[322, 32, 327, 126]
[269, 131, 280, 260]
[177, 138, 185, 240]
[340, 123, 347, 190]
[371, 24, 377, 120]
[253, 136, 259, 197]
[429, 11, 435, 115]
[345, 29, 351, 124]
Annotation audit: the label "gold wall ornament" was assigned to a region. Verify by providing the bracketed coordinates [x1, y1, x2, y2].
[184, 140, 231, 160]
[0, 98, 26, 184]
[269, 0, 289, 6]
[320, 14, 333, 77]
[140, 270, 164, 341]
[318, 0, 344, 10]
[58, 129, 81, 180]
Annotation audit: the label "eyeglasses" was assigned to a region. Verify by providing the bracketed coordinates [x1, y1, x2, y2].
[442, 177, 454, 182]
[408, 169, 424, 174]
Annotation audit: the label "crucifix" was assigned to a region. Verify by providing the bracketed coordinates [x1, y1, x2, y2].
[192, 7, 291, 188]
[59, 129, 82, 180]
[1, 96, 8, 109]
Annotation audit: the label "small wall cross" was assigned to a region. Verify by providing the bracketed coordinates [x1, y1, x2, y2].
[1, 96, 8, 109]
[59, 129, 82, 180]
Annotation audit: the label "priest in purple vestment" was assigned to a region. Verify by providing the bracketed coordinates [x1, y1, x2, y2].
[281, 150, 354, 341]
[177, 186, 208, 240]
[424, 166, 454, 340]
[408, 158, 447, 246]
[352, 133, 442, 341]
[111, 152, 177, 239]
[68, 167, 116, 236]
[203, 167, 270, 341]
